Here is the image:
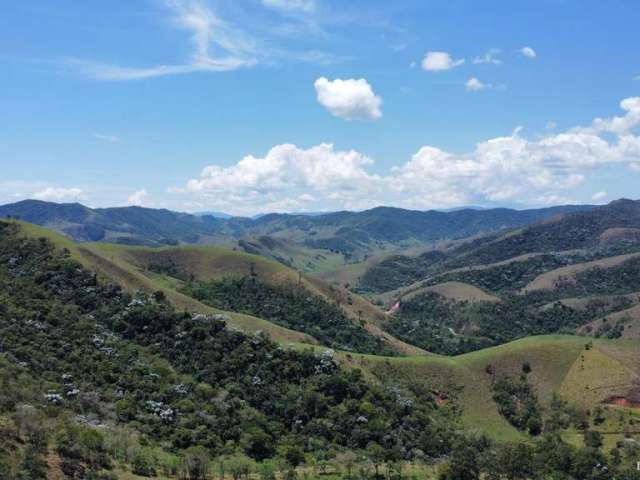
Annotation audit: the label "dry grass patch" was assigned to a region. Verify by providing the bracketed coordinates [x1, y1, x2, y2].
[523, 252, 640, 292]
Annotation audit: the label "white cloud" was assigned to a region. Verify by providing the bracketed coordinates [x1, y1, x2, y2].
[70, 0, 256, 81]
[546, 121, 557, 130]
[175, 97, 640, 214]
[127, 189, 149, 206]
[592, 191, 608, 201]
[520, 46, 537, 58]
[262, 0, 315, 12]
[473, 49, 502, 65]
[33, 187, 83, 202]
[314, 77, 382, 120]
[92, 133, 121, 143]
[465, 77, 488, 92]
[421, 51, 465, 72]
[591, 97, 640, 134]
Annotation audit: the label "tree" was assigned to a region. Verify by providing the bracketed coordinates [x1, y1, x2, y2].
[584, 430, 603, 449]
[280, 445, 305, 468]
[184, 446, 210, 480]
[439, 446, 479, 480]
[366, 442, 386, 480]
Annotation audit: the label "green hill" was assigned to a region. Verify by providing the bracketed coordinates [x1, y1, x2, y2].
[0, 199, 593, 263]
[2, 219, 640, 479]
[13, 221, 422, 356]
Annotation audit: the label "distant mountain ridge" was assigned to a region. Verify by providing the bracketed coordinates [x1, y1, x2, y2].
[0, 199, 595, 256]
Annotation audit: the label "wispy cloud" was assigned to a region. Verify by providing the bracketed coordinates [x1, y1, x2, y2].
[262, 0, 316, 13]
[92, 132, 121, 143]
[466, 77, 491, 92]
[69, 0, 257, 81]
[473, 49, 502, 65]
[592, 191, 608, 202]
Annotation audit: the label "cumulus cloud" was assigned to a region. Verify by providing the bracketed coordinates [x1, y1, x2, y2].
[175, 97, 640, 214]
[127, 189, 149, 206]
[314, 77, 382, 120]
[591, 97, 640, 134]
[520, 46, 537, 58]
[421, 51, 465, 72]
[465, 77, 489, 92]
[33, 187, 83, 201]
[70, 0, 256, 80]
[262, 0, 315, 12]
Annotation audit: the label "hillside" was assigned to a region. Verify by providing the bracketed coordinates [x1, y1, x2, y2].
[2, 220, 640, 479]
[0, 199, 593, 264]
[0, 220, 453, 477]
[13, 221, 421, 356]
[358, 199, 640, 294]
[351, 335, 640, 442]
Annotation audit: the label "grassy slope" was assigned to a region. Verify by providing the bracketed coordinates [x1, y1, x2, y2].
[524, 252, 640, 292]
[110, 241, 424, 355]
[16, 222, 640, 442]
[14, 222, 315, 344]
[401, 281, 500, 303]
[16, 221, 422, 354]
[339, 336, 640, 441]
[578, 304, 640, 340]
[373, 252, 546, 305]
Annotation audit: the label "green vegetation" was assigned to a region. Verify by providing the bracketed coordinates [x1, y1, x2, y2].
[384, 291, 593, 355]
[492, 375, 542, 435]
[359, 251, 446, 293]
[555, 256, 640, 297]
[0, 221, 456, 477]
[0, 199, 592, 262]
[181, 276, 395, 355]
[3, 197, 640, 479]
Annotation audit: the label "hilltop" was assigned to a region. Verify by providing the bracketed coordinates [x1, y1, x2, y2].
[0, 199, 592, 264]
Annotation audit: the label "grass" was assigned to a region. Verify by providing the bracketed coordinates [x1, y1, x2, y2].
[12, 221, 640, 442]
[13, 221, 420, 353]
[524, 252, 640, 292]
[402, 281, 500, 303]
[337, 335, 640, 441]
[13, 221, 315, 345]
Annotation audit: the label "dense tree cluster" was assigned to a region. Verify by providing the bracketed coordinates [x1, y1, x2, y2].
[491, 376, 542, 435]
[180, 276, 395, 355]
[0, 221, 454, 477]
[385, 292, 592, 355]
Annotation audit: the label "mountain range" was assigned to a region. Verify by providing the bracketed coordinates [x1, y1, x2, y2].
[0, 199, 593, 257]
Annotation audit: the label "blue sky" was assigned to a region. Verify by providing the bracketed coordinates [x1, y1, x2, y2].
[1, 0, 639, 215]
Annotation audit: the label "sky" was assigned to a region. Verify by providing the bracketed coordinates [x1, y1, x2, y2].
[1, 0, 639, 215]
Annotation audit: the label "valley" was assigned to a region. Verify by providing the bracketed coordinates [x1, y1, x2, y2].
[1, 198, 640, 479]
